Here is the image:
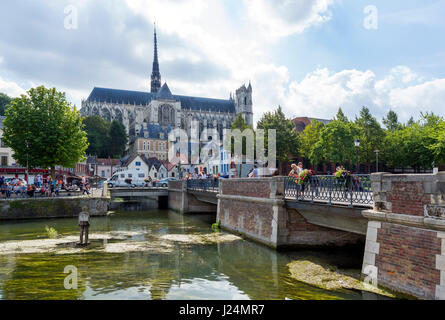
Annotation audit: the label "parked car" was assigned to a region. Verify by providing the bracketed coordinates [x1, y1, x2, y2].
[156, 177, 177, 188]
[106, 170, 147, 188]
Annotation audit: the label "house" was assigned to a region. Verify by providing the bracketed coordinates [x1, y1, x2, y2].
[145, 157, 167, 180]
[96, 158, 121, 179]
[129, 124, 169, 161]
[0, 116, 15, 167]
[162, 161, 179, 179]
[208, 145, 231, 177]
[121, 154, 150, 177]
[292, 117, 331, 133]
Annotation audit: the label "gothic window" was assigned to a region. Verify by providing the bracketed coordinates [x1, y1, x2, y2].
[158, 104, 175, 126]
[102, 109, 111, 122]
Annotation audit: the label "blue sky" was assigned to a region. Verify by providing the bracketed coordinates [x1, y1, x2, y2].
[0, 0, 444, 124]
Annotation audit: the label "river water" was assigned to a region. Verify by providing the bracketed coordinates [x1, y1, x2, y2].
[0, 210, 388, 300]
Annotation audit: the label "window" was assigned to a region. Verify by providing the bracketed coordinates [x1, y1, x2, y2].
[1, 156, 7, 166]
[138, 173, 145, 178]
[120, 174, 125, 178]
[128, 174, 133, 178]
[143, 142, 146, 150]
[101, 170, 105, 177]
[135, 162, 141, 167]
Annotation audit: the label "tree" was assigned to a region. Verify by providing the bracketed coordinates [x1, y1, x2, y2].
[312, 119, 358, 167]
[0, 93, 12, 116]
[2, 86, 88, 178]
[335, 108, 349, 122]
[83, 116, 111, 157]
[383, 110, 400, 131]
[355, 107, 385, 166]
[299, 119, 325, 165]
[227, 113, 254, 156]
[257, 106, 299, 171]
[106, 120, 128, 158]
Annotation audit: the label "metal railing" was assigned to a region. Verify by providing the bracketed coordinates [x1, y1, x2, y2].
[284, 175, 373, 207]
[187, 179, 219, 193]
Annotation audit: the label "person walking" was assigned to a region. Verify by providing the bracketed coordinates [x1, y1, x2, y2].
[78, 206, 91, 246]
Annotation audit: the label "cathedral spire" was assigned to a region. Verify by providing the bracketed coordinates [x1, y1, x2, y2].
[151, 23, 161, 93]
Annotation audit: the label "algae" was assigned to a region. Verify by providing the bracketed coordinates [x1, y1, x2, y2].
[287, 259, 395, 298]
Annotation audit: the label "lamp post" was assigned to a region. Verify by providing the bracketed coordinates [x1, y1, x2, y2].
[354, 139, 360, 174]
[375, 150, 380, 173]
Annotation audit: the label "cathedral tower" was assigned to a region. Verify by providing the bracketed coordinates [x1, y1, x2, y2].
[235, 82, 253, 126]
[150, 24, 161, 93]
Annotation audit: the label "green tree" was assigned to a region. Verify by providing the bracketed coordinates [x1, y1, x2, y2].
[2, 86, 88, 178]
[0, 93, 12, 116]
[299, 119, 325, 165]
[335, 108, 349, 122]
[312, 119, 358, 167]
[228, 113, 254, 156]
[355, 107, 385, 166]
[106, 120, 128, 158]
[83, 116, 111, 157]
[383, 110, 400, 131]
[257, 106, 299, 171]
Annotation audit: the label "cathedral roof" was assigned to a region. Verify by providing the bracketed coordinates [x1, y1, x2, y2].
[157, 83, 174, 100]
[87, 87, 235, 113]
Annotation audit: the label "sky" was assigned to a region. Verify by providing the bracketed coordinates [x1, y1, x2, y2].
[1, 0, 445, 124]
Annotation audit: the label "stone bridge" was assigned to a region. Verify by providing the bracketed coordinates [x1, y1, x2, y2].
[109, 187, 169, 210]
[168, 173, 445, 300]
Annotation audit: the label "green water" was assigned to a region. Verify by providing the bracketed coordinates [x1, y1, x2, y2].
[0, 210, 386, 300]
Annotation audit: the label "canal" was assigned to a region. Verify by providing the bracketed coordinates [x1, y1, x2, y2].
[0, 210, 391, 300]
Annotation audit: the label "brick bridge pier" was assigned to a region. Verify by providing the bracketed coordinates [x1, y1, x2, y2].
[168, 173, 445, 299]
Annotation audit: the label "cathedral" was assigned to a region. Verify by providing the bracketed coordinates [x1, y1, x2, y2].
[80, 26, 254, 149]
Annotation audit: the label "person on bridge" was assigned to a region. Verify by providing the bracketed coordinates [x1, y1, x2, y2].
[78, 206, 91, 246]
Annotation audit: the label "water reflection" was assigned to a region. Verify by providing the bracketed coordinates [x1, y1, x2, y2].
[0, 210, 385, 300]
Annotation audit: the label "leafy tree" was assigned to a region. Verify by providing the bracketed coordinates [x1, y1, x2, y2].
[106, 120, 128, 158]
[383, 110, 400, 131]
[355, 107, 385, 165]
[312, 119, 358, 167]
[0, 93, 12, 116]
[83, 116, 111, 157]
[2, 86, 88, 178]
[257, 106, 299, 171]
[383, 114, 441, 169]
[225, 113, 254, 157]
[335, 108, 349, 122]
[299, 119, 325, 165]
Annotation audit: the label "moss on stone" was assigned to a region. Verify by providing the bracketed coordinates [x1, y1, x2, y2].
[287, 259, 396, 298]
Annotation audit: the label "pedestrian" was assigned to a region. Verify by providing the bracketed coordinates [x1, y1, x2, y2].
[288, 164, 299, 177]
[78, 206, 90, 246]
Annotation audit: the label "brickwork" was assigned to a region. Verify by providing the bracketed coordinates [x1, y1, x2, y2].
[375, 222, 441, 299]
[286, 209, 364, 247]
[219, 199, 274, 241]
[221, 179, 272, 198]
[387, 182, 431, 216]
[363, 172, 445, 299]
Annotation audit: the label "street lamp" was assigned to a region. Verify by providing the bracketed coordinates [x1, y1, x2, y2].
[354, 139, 360, 174]
[375, 150, 380, 173]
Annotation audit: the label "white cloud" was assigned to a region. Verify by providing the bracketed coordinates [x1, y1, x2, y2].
[282, 66, 445, 123]
[244, 0, 335, 38]
[0, 76, 26, 97]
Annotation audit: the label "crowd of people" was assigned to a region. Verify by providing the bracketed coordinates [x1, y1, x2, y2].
[0, 174, 92, 199]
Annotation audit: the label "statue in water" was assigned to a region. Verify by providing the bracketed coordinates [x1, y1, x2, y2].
[78, 206, 90, 246]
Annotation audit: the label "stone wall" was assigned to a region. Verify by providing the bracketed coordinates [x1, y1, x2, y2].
[362, 172, 445, 299]
[0, 197, 110, 220]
